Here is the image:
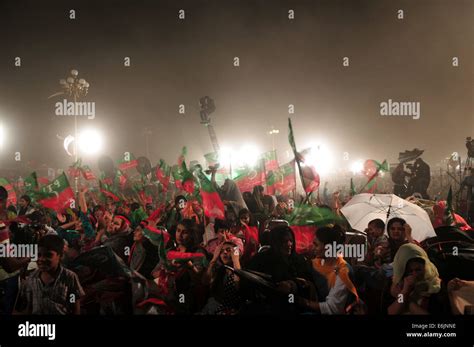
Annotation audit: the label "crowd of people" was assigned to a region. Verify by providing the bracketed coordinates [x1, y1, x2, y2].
[0, 157, 473, 316]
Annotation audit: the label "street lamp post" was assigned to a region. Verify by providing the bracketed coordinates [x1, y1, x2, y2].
[268, 126, 280, 152]
[59, 69, 90, 193]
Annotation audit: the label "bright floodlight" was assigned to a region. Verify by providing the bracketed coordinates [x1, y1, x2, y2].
[350, 160, 364, 175]
[218, 146, 234, 169]
[304, 142, 334, 176]
[0, 124, 4, 149]
[238, 144, 260, 167]
[78, 129, 103, 155]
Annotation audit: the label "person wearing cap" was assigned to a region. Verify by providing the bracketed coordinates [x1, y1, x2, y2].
[14, 234, 84, 314]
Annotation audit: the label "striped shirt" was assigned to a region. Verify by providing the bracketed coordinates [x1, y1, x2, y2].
[18, 265, 84, 314]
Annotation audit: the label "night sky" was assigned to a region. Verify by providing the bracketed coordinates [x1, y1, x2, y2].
[0, 0, 472, 174]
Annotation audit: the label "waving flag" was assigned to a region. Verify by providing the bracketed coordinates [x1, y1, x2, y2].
[196, 169, 225, 219]
[36, 173, 75, 212]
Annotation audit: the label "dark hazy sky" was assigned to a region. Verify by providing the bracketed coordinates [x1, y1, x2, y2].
[0, 0, 472, 173]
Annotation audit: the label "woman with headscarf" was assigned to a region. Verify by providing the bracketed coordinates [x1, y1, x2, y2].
[387, 217, 418, 261]
[388, 243, 442, 314]
[210, 172, 247, 218]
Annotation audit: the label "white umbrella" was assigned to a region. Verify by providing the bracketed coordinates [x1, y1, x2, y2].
[341, 193, 436, 242]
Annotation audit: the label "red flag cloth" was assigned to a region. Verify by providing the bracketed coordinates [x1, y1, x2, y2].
[301, 165, 320, 193]
[290, 225, 317, 254]
[242, 225, 259, 259]
[145, 225, 170, 244]
[166, 250, 206, 261]
[38, 174, 75, 212]
[201, 190, 225, 219]
[118, 159, 138, 171]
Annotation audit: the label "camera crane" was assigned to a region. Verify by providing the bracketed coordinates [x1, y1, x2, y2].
[199, 96, 220, 153]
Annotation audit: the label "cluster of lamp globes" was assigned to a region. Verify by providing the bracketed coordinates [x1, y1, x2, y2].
[60, 69, 101, 156]
[59, 69, 90, 98]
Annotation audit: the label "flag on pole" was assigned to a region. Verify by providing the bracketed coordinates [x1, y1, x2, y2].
[196, 169, 225, 219]
[288, 118, 320, 194]
[36, 173, 75, 212]
[233, 162, 265, 193]
[178, 147, 195, 194]
[262, 150, 279, 172]
[360, 159, 389, 193]
[155, 159, 171, 190]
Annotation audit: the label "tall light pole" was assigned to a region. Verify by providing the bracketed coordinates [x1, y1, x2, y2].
[268, 126, 280, 152]
[143, 127, 152, 159]
[59, 69, 90, 193]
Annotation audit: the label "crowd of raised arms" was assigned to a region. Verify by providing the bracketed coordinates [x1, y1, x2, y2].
[0, 161, 473, 316]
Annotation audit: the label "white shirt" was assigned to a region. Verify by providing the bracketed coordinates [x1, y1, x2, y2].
[319, 275, 349, 315]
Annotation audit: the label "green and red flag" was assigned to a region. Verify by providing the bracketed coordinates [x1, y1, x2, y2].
[114, 169, 127, 189]
[68, 159, 82, 178]
[24, 172, 39, 191]
[288, 118, 320, 195]
[233, 159, 265, 193]
[286, 204, 343, 254]
[171, 164, 182, 190]
[297, 147, 320, 193]
[266, 169, 278, 195]
[99, 180, 120, 202]
[286, 204, 342, 227]
[273, 160, 296, 195]
[118, 153, 138, 171]
[263, 150, 279, 194]
[196, 169, 225, 219]
[301, 164, 320, 193]
[178, 147, 195, 194]
[155, 159, 171, 190]
[0, 178, 17, 206]
[36, 173, 75, 212]
[360, 159, 389, 193]
[262, 150, 279, 172]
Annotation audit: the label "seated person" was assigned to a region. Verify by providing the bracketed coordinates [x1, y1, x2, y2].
[300, 225, 360, 314]
[388, 243, 443, 315]
[387, 217, 417, 262]
[201, 238, 243, 314]
[246, 225, 313, 313]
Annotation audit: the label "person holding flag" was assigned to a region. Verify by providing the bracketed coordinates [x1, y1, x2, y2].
[287, 118, 320, 201]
